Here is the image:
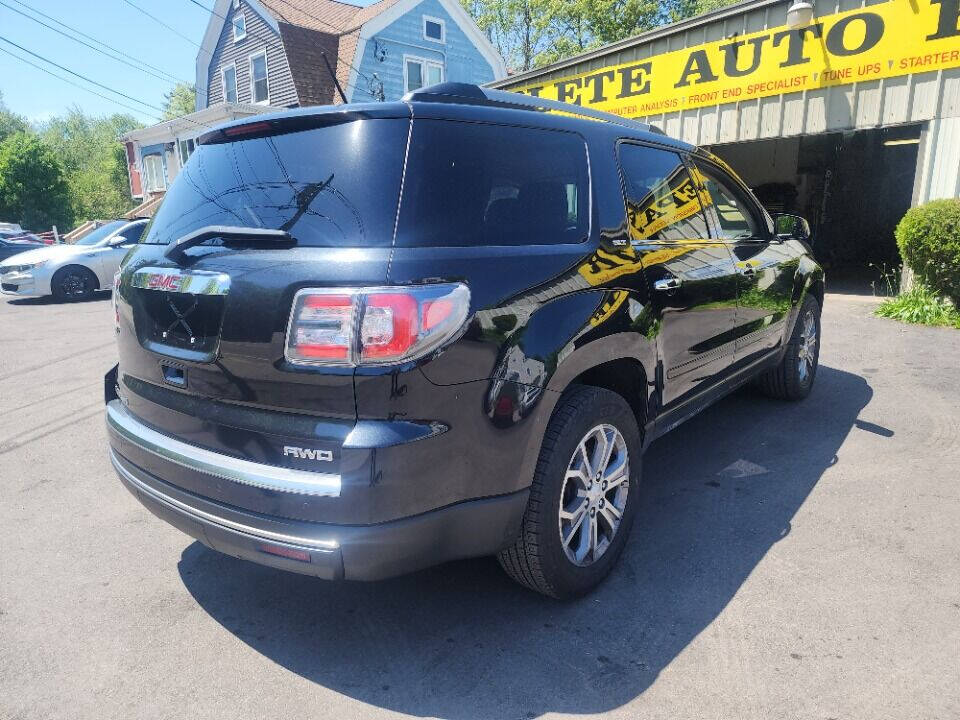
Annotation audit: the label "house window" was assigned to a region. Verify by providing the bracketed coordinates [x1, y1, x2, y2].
[423, 16, 445, 43]
[250, 50, 269, 104]
[405, 56, 443, 92]
[222, 64, 237, 103]
[233, 11, 246, 42]
[178, 138, 196, 166]
[142, 154, 166, 193]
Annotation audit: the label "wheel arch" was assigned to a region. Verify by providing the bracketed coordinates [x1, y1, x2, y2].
[53, 263, 101, 291]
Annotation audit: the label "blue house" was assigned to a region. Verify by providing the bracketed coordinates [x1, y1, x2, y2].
[120, 0, 506, 216]
[195, 0, 507, 108]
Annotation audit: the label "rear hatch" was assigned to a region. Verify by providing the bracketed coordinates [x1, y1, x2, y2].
[113, 108, 410, 504]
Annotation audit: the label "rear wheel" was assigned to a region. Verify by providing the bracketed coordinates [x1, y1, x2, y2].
[52, 265, 97, 301]
[754, 294, 821, 400]
[498, 386, 641, 599]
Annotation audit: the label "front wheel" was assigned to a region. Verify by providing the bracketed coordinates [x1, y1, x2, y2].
[754, 294, 821, 400]
[498, 386, 641, 599]
[51, 265, 97, 301]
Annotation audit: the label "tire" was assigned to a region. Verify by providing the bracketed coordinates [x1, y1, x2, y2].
[754, 294, 821, 401]
[498, 385, 641, 599]
[51, 265, 98, 301]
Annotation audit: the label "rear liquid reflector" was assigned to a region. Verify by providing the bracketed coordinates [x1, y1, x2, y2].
[258, 543, 312, 563]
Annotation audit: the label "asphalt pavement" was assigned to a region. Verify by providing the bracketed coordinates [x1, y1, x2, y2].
[1, 290, 958, 720]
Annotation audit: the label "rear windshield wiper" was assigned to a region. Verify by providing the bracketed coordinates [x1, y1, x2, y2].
[164, 225, 294, 262]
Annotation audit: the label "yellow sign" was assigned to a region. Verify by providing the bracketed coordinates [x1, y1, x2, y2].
[512, 0, 960, 117]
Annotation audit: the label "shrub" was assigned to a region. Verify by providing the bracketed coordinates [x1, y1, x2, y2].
[895, 199, 960, 305]
[876, 284, 960, 329]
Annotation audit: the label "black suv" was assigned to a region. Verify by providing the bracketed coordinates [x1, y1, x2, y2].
[106, 84, 823, 598]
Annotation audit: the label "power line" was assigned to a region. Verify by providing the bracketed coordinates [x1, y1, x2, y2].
[6, 0, 188, 84]
[0, 0, 181, 85]
[0, 34, 165, 113]
[120, 0, 205, 51]
[0, 45, 161, 120]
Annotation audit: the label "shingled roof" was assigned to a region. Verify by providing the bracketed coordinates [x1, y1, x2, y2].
[258, 0, 404, 104]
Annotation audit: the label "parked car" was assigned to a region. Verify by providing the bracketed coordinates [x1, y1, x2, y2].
[105, 83, 823, 598]
[0, 232, 47, 263]
[0, 219, 148, 300]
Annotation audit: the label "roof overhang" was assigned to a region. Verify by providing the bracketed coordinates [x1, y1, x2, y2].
[120, 103, 269, 144]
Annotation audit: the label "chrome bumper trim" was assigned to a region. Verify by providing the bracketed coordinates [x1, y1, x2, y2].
[110, 450, 338, 550]
[106, 400, 341, 497]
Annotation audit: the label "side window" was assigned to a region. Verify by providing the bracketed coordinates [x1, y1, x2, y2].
[695, 163, 764, 241]
[396, 121, 589, 247]
[617, 144, 709, 243]
[250, 51, 269, 104]
[122, 223, 147, 244]
[222, 65, 238, 104]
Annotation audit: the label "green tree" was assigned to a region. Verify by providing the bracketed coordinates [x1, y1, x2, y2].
[0, 90, 30, 143]
[462, 0, 739, 71]
[667, 0, 738, 22]
[0, 132, 72, 230]
[40, 108, 143, 221]
[162, 83, 196, 119]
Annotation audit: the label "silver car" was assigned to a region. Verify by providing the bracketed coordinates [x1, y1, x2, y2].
[0, 219, 148, 301]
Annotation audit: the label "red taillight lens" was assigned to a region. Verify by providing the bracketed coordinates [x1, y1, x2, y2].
[287, 293, 355, 363]
[361, 293, 418, 360]
[285, 284, 469, 367]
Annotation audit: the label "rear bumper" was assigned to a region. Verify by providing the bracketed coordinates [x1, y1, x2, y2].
[107, 406, 529, 581]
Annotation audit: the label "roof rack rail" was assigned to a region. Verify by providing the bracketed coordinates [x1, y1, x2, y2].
[403, 83, 664, 135]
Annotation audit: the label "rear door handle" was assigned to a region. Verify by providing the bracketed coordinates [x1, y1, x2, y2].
[654, 277, 682, 291]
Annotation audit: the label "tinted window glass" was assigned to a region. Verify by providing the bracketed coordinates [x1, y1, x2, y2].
[617, 143, 708, 242]
[695, 163, 763, 240]
[76, 220, 126, 245]
[396, 120, 589, 247]
[142, 119, 408, 248]
[115, 222, 147, 244]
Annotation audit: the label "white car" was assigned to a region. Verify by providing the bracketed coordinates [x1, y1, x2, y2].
[0, 219, 148, 301]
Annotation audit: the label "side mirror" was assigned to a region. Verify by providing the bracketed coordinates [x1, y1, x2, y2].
[773, 213, 811, 242]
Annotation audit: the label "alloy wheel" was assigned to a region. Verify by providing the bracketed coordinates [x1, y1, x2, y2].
[797, 309, 818, 382]
[558, 424, 629, 567]
[61, 271, 89, 298]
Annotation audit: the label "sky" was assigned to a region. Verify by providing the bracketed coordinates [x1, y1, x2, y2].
[0, 0, 373, 126]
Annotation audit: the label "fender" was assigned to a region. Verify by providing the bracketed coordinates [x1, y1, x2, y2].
[778, 251, 825, 357]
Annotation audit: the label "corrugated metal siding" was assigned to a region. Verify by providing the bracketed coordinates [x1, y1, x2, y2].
[206, 3, 298, 107]
[917, 115, 960, 202]
[496, 0, 960, 146]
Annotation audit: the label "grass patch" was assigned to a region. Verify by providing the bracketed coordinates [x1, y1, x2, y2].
[876, 285, 960, 329]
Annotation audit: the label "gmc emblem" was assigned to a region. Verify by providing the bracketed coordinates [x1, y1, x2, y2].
[283, 446, 333, 462]
[147, 274, 182, 292]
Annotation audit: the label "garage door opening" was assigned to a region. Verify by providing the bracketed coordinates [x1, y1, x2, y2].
[710, 124, 922, 294]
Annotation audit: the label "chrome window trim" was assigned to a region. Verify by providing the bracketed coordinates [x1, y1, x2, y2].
[130, 267, 231, 295]
[106, 401, 341, 497]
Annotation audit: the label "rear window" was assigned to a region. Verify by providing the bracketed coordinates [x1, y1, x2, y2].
[141, 118, 409, 248]
[395, 120, 590, 247]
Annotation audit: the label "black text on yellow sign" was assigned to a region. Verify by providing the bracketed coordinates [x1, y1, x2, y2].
[512, 1, 960, 117]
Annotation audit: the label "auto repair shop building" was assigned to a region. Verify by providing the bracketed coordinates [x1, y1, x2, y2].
[488, 0, 960, 286]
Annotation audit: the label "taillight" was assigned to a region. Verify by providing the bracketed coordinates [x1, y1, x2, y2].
[285, 284, 470, 367]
